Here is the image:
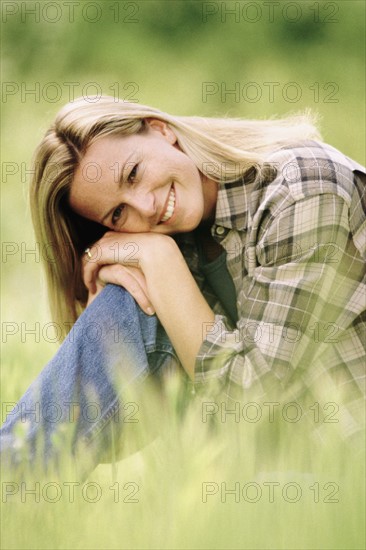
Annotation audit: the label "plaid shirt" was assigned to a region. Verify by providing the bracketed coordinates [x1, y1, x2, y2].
[176, 140, 366, 441]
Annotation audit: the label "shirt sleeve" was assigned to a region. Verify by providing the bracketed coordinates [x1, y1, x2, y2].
[194, 193, 365, 413]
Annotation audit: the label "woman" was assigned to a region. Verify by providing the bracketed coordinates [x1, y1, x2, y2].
[1, 96, 365, 476]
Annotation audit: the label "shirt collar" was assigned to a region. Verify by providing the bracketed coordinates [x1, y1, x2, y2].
[212, 177, 254, 234]
[212, 164, 277, 238]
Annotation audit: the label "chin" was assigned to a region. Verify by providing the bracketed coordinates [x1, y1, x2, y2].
[182, 219, 202, 233]
[165, 224, 197, 236]
[160, 212, 203, 235]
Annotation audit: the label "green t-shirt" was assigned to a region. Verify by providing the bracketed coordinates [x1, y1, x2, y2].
[196, 241, 238, 326]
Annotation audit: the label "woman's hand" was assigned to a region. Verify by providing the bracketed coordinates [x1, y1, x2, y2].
[82, 231, 174, 288]
[85, 263, 155, 315]
[82, 231, 172, 312]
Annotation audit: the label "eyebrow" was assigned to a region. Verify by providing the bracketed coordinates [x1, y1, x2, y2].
[100, 152, 134, 224]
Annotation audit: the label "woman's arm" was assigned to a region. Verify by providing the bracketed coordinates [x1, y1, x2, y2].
[82, 232, 215, 379]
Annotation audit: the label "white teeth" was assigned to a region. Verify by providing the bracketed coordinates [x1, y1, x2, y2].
[161, 188, 175, 222]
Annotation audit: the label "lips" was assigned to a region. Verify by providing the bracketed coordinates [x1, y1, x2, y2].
[160, 185, 176, 223]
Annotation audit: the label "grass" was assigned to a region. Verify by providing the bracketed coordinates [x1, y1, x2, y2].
[1, 372, 365, 550]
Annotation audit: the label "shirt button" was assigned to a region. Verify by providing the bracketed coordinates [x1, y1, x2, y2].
[215, 226, 226, 236]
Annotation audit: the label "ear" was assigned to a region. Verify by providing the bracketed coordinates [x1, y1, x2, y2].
[144, 118, 177, 145]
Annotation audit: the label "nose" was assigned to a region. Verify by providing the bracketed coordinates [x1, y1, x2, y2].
[128, 188, 156, 219]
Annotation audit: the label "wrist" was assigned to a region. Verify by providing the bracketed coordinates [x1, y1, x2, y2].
[139, 234, 180, 271]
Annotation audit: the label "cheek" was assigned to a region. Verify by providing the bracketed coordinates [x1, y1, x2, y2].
[173, 150, 199, 178]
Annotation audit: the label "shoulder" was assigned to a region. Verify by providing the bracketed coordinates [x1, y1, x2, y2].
[263, 140, 365, 206]
[248, 141, 366, 254]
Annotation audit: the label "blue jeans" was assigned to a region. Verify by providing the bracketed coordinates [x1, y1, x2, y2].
[0, 284, 183, 477]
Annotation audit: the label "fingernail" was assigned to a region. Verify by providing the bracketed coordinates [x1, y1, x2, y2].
[146, 307, 155, 315]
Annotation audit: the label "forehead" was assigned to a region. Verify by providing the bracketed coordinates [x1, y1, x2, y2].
[70, 134, 138, 199]
[76, 134, 138, 175]
[68, 136, 123, 219]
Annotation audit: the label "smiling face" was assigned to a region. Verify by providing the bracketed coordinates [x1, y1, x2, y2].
[69, 120, 218, 234]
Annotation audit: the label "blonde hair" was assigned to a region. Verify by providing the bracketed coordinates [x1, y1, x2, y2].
[30, 96, 321, 335]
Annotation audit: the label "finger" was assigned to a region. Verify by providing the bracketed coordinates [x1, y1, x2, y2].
[98, 264, 155, 315]
[82, 246, 102, 293]
[82, 241, 131, 292]
[82, 236, 143, 292]
[86, 280, 105, 307]
[120, 266, 150, 297]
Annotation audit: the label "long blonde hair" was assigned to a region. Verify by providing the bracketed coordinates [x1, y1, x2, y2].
[30, 96, 321, 335]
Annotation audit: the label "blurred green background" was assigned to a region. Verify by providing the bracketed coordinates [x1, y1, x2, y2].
[1, 0, 365, 402]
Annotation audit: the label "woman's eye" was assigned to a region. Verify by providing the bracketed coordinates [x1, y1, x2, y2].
[128, 164, 138, 183]
[112, 205, 124, 225]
